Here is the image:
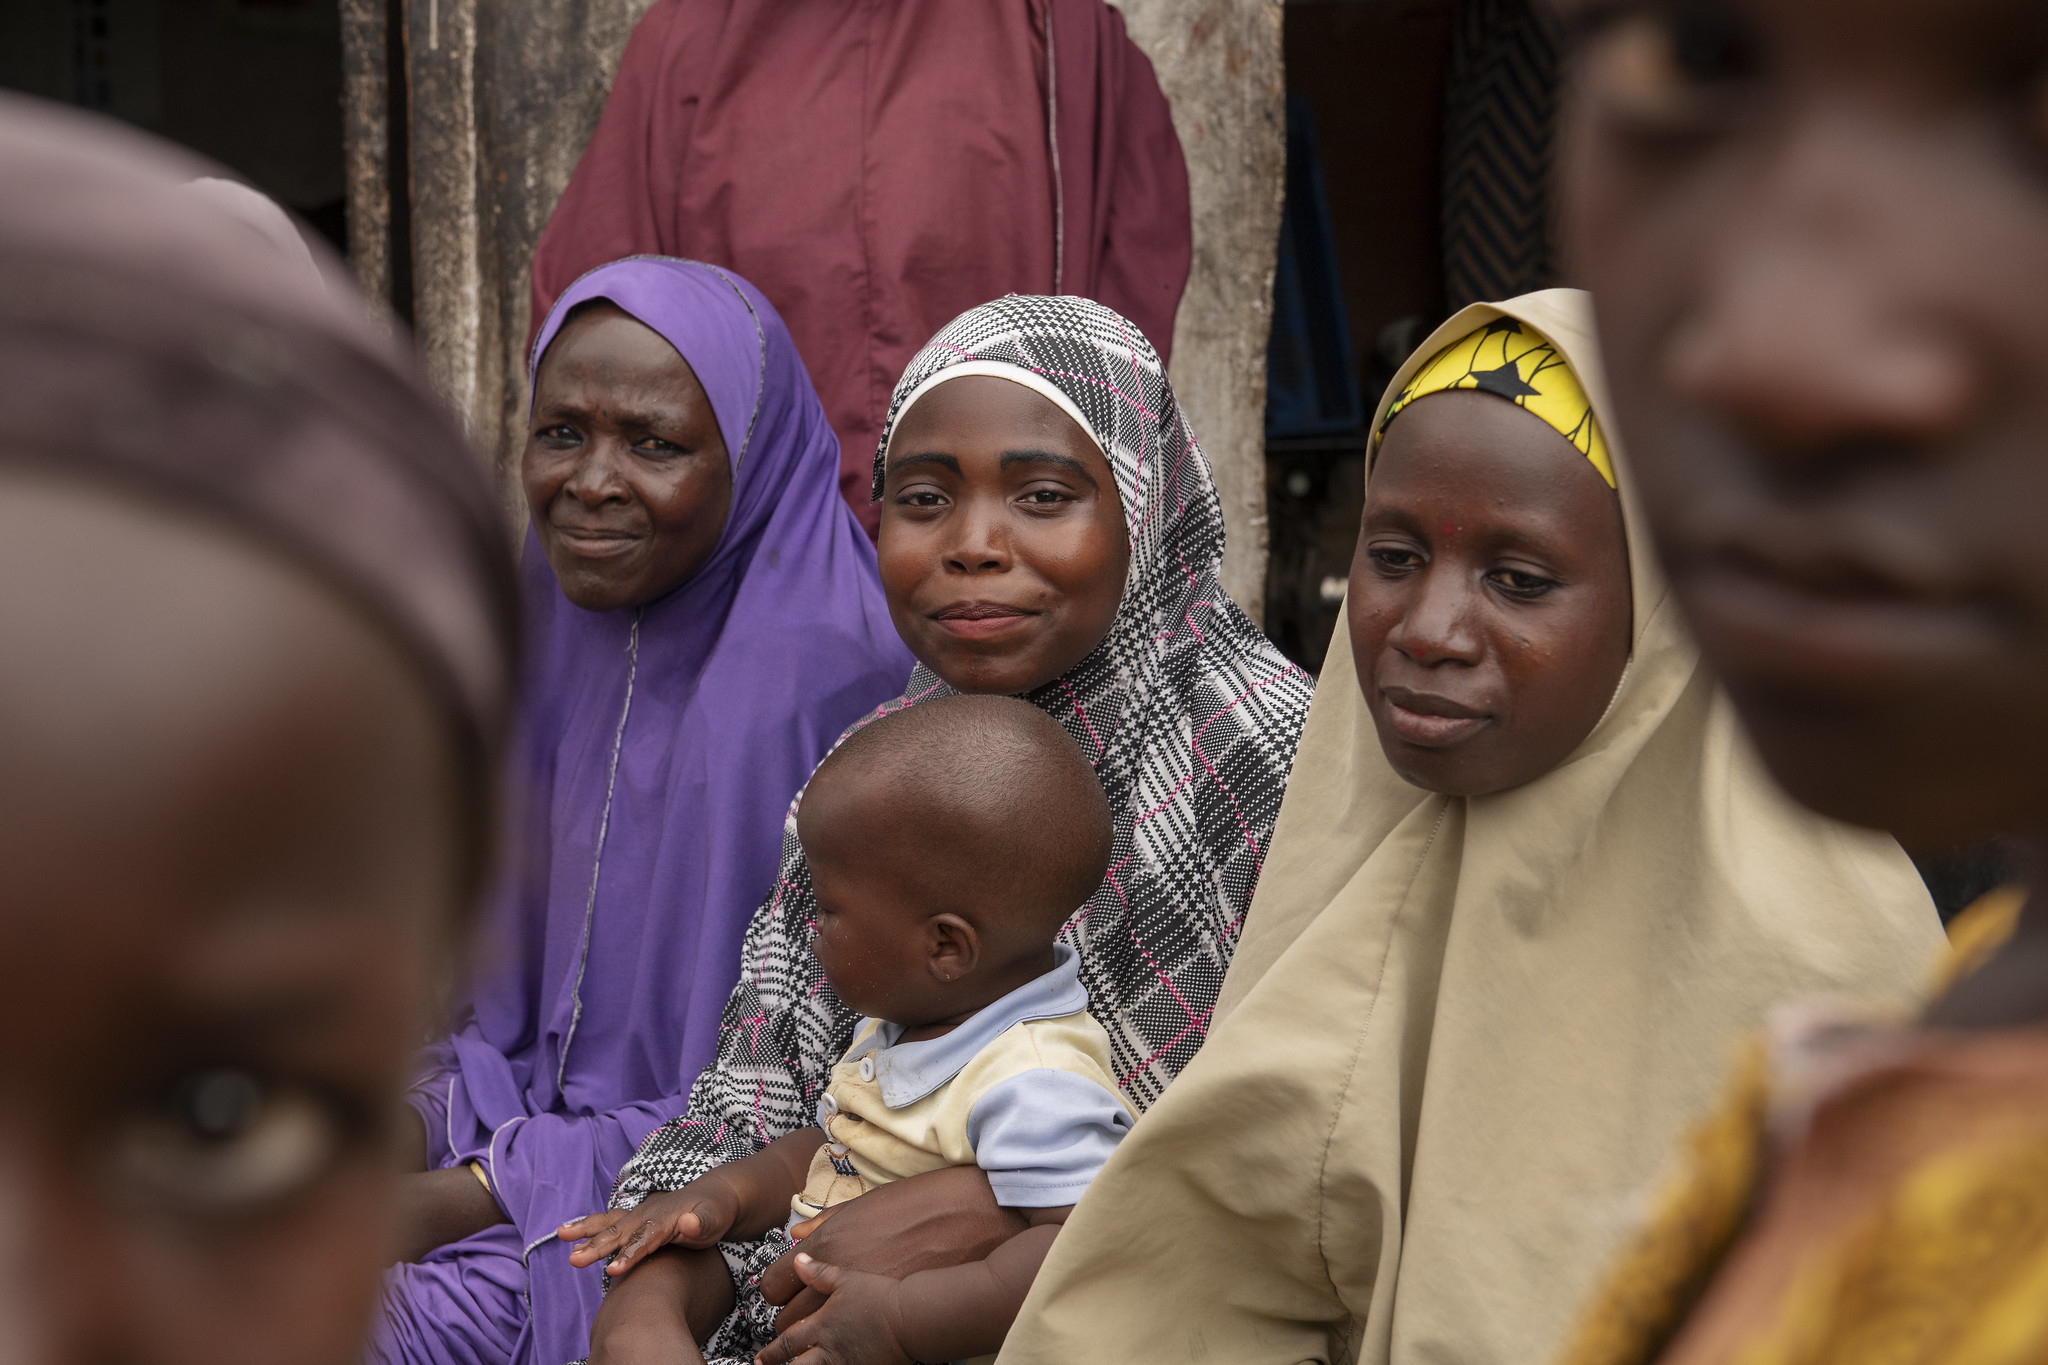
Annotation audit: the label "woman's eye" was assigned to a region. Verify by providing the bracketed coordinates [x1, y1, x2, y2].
[114, 1069, 346, 1212]
[1019, 488, 1074, 506]
[895, 489, 948, 508]
[1369, 547, 1422, 573]
[537, 424, 580, 444]
[635, 436, 683, 455]
[1489, 568, 1560, 598]
[1578, 6, 1764, 131]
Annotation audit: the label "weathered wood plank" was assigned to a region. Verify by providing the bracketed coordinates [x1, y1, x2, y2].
[1113, 0, 1284, 620]
[338, 0, 390, 300]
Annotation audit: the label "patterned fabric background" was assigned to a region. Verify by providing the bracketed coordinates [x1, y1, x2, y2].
[601, 295, 1313, 1362]
[1441, 0, 1564, 312]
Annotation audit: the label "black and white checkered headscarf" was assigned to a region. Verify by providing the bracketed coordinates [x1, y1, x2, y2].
[606, 295, 1312, 1360]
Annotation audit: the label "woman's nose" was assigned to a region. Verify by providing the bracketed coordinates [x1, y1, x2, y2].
[943, 499, 1012, 572]
[1665, 105, 1980, 478]
[1388, 567, 1481, 666]
[560, 440, 633, 505]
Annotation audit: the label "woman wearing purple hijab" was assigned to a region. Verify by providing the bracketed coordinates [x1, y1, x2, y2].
[369, 257, 915, 1365]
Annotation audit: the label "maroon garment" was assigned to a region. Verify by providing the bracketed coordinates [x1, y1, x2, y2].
[531, 0, 1192, 536]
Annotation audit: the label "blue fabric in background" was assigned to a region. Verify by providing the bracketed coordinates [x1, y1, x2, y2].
[1266, 93, 1362, 440]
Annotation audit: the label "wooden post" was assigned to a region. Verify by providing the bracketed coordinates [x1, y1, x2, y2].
[1110, 0, 1284, 621]
[338, 0, 391, 305]
[402, 0, 486, 440]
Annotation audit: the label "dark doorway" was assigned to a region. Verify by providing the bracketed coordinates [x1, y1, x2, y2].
[1265, 0, 1567, 675]
[0, 0, 347, 254]
[1265, 0, 1455, 675]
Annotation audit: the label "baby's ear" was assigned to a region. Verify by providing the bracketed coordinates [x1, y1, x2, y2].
[926, 913, 981, 984]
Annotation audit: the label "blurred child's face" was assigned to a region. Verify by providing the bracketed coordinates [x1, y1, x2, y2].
[878, 376, 1131, 696]
[1560, 0, 2048, 842]
[0, 474, 457, 1365]
[524, 304, 734, 613]
[1350, 391, 1633, 796]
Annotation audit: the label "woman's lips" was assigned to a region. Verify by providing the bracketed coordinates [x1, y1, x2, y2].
[1678, 560, 2006, 695]
[930, 601, 1037, 641]
[552, 526, 641, 560]
[1380, 687, 1490, 748]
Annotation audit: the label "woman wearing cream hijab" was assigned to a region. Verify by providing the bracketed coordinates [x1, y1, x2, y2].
[996, 290, 1943, 1365]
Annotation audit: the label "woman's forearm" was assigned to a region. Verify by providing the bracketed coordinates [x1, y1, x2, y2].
[393, 1166, 509, 1263]
[889, 1223, 1062, 1363]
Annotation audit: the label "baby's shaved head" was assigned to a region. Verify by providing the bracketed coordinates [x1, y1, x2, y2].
[800, 695, 1113, 947]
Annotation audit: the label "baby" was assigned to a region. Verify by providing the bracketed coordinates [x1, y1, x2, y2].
[570, 693, 1128, 1365]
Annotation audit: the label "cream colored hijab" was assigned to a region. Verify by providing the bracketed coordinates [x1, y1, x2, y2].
[997, 290, 1944, 1365]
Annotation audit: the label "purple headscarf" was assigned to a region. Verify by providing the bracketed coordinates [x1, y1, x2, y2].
[374, 258, 913, 1365]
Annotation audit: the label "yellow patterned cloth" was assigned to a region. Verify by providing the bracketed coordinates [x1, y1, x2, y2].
[1736, 1136, 2048, 1365]
[1379, 315, 1615, 487]
[1552, 891, 2039, 1365]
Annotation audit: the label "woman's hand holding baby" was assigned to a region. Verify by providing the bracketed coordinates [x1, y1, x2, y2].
[760, 1164, 1027, 1331]
[761, 1212, 1069, 1365]
[754, 1254, 914, 1365]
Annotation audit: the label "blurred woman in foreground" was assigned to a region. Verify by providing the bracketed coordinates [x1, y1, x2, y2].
[1553, 2, 2048, 1361]
[0, 94, 517, 1363]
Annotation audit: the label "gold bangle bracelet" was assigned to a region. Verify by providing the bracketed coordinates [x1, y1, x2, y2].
[468, 1160, 492, 1195]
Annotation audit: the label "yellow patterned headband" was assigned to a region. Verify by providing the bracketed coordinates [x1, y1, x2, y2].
[1378, 317, 1614, 488]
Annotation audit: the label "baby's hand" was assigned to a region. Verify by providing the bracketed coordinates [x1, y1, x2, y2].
[557, 1178, 744, 1276]
[753, 1253, 910, 1365]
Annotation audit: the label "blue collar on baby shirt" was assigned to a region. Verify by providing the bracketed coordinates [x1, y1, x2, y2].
[852, 943, 1088, 1107]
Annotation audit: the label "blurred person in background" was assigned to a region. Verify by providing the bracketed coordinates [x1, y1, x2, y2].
[1548, 1, 2048, 1362]
[370, 257, 914, 1365]
[530, 0, 1192, 538]
[0, 93, 517, 1364]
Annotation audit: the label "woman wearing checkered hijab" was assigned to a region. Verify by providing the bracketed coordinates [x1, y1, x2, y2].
[573, 296, 1313, 1363]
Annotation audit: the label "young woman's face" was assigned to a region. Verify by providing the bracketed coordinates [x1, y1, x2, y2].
[877, 376, 1131, 696]
[0, 474, 457, 1365]
[1349, 390, 1633, 796]
[1560, 0, 2048, 844]
[524, 304, 734, 613]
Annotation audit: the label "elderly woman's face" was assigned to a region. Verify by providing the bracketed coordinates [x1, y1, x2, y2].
[0, 474, 455, 1364]
[877, 376, 1131, 695]
[1559, 0, 2048, 844]
[524, 304, 734, 613]
[1350, 391, 1633, 797]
